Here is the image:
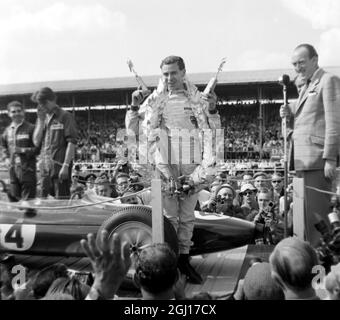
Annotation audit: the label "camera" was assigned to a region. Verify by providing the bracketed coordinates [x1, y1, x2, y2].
[314, 195, 340, 271]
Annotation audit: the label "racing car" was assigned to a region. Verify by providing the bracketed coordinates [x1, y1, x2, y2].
[0, 181, 264, 270]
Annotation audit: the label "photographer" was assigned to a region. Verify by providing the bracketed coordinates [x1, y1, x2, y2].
[253, 188, 281, 244]
[202, 184, 244, 219]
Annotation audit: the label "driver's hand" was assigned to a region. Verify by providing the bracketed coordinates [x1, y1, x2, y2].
[202, 91, 217, 111]
[131, 89, 151, 106]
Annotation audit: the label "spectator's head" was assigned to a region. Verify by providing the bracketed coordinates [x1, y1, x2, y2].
[242, 172, 253, 183]
[7, 101, 25, 124]
[160, 55, 186, 91]
[31, 263, 69, 299]
[116, 173, 130, 195]
[240, 183, 257, 206]
[271, 173, 283, 192]
[325, 263, 340, 300]
[216, 183, 235, 207]
[121, 191, 141, 205]
[243, 262, 284, 300]
[85, 173, 97, 190]
[46, 277, 90, 300]
[70, 185, 85, 199]
[135, 243, 178, 299]
[95, 177, 112, 197]
[31, 87, 57, 113]
[253, 172, 268, 190]
[257, 188, 272, 212]
[292, 44, 319, 83]
[269, 237, 319, 299]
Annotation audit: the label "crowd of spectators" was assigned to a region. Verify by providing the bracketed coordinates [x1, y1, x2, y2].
[0, 103, 284, 168]
[1, 233, 339, 300]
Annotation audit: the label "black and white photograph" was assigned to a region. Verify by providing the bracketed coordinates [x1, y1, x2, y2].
[0, 0, 340, 305]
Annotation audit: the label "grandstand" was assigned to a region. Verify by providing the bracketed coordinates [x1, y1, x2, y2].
[1, 67, 340, 164]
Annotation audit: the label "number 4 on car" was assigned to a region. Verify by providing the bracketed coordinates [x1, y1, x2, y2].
[0, 224, 36, 251]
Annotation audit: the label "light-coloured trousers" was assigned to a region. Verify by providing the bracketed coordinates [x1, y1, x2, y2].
[163, 193, 198, 254]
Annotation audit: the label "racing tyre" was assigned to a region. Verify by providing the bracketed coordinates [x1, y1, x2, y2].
[96, 206, 179, 291]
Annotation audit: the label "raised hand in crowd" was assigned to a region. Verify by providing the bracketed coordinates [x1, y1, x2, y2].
[81, 230, 131, 299]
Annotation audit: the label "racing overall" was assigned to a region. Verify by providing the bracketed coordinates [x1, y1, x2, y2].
[126, 78, 221, 254]
[1, 121, 38, 201]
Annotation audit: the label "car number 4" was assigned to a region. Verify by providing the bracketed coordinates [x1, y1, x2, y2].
[0, 224, 36, 251]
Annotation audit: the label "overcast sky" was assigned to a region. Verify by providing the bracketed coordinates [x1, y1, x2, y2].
[1, 0, 339, 84]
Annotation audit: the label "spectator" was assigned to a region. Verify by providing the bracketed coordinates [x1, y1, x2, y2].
[253, 172, 269, 191]
[115, 172, 130, 196]
[324, 263, 340, 300]
[45, 277, 90, 300]
[269, 237, 320, 300]
[1, 101, 39, 201]
[95, 176, 113, 198]
[134, 243, 180, 300]
[84, 173, 97, 191]
[271, 173, 284, 206]
[31, 263, 69, 299]
[212, 184, 244, 218]
[240, 183, 259, 221]
[233, 262, 284, 300]
[32, 87, 78, 199]
[81, 231, 131, 300]
[0, 262, 15, 300]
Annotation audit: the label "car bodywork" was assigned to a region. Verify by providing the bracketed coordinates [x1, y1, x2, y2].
[0, 190, 263, 258]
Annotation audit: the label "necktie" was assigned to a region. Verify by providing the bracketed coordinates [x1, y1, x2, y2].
[299, 79, 311, 100]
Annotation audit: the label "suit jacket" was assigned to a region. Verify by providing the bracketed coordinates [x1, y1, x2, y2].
[287, 68, 340, 171]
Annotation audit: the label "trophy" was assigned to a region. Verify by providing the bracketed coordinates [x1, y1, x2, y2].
[203, 57, 227, 95]
[127, 59, 149, 92]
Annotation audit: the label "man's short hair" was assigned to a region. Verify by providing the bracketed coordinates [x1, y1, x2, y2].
[269, 237, 319, 290]
[295, 44, 318, 59]
[31, 87, 56, 104]
[160, 55, 185, 70]
[32, 263, 69, 299]
[135, 243, 178, 294]
[7, 100, 24, 111]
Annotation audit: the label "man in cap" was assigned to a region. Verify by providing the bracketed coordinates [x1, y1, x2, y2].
[212, 184, 244, 218]
[32, 87, 78, 199]
[253, 172, 269, 191]
[239, 183, 258, 221]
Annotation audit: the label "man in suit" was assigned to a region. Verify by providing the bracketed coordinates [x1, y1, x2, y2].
[280, 44, 340, 247]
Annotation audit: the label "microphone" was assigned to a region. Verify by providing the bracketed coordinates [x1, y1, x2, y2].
[278, 74, 290, 105]
[278, 74, 290, 87]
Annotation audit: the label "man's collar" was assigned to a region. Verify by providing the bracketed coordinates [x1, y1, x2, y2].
[10, 120, 24, 128]
[48, 105, 61, 117]
[308, 67, 322, 84]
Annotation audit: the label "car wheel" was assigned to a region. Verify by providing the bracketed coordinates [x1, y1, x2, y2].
[96, 206, 178, 290]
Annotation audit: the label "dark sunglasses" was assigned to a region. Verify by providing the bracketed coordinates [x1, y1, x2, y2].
[243, 191, 254, 195]
[272, 180, 282, 183]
